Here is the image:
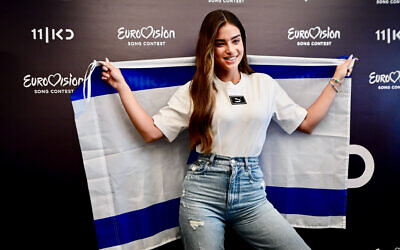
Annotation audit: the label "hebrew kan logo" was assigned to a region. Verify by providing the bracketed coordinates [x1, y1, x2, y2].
[375, 28, 400, 44]
[31, 27, 74, 44]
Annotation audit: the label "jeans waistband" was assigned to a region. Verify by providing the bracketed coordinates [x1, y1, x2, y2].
[198, 153, 259, 166]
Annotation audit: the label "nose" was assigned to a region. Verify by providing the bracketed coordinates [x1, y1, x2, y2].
[225, 42, 233, 54]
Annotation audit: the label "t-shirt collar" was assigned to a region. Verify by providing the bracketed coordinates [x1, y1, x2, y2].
[214, 72, 246, 87]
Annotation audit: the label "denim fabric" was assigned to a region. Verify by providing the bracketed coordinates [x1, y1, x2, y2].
[179, 154, 310, 250]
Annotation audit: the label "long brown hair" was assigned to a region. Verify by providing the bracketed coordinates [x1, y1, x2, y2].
[189, 10, 254, 153]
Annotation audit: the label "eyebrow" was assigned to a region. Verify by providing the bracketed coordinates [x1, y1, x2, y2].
[215, 34, 241, 42]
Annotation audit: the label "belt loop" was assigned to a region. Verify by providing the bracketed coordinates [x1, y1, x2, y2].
[245, 157, 249, 168]
[209, 154, 216, 165]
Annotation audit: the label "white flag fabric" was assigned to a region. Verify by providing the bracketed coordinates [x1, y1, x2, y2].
[71, 55, 351, 249]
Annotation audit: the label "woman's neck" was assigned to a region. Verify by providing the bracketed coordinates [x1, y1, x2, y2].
[216, 69, 241, 84]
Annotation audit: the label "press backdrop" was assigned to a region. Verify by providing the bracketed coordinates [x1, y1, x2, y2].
[1, 0, 399, 249]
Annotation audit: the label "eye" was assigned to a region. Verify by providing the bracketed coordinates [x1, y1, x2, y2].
[233, 39, 240, 44]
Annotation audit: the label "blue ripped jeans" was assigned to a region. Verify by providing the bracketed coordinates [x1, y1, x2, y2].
[179, 154, 310, 250]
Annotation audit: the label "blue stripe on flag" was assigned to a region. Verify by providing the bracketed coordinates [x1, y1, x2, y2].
[71, 66, 196, 101]
[94, 198, 180, 249]
[266, 186, 347, 216]
[252, 65, 336, 79]
[71, 65, 337, 101]
[94, 187, 346, 248]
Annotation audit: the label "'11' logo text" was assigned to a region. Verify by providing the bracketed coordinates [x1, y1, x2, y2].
[31, 27, 74, 44]
[376, 28, 400, 44]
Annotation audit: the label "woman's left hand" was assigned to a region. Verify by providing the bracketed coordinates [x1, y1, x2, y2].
[333, 54, 358, 82]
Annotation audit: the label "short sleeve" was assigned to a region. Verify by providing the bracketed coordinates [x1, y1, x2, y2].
[152, 81, 192, 142]
[271, 79, 308, 134]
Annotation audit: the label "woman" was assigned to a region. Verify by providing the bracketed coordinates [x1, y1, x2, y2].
[99, 9, 354, 250]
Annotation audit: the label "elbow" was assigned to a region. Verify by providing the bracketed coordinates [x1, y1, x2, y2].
[142, 129, 164, 143]
[143, 134, 158, 143]
[297, 120, 314, 134]
[300, 126, 313, 135]
[143, 136, 155, 143]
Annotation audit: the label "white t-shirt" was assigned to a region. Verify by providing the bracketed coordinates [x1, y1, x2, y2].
[152, 72, 307, 157]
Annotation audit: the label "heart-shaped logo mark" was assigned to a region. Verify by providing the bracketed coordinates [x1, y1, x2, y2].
[389, 71, 400, 83]
[141, 26, 154, 39]
[309, 27, 321, 39]
[48, 73, 61, 87]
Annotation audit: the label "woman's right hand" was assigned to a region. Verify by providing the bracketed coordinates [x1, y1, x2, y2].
[99, 58, 127, 91]
[99, 58, 163, 142]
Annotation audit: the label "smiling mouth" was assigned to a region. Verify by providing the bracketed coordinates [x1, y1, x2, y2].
[224, 55, 239, 63]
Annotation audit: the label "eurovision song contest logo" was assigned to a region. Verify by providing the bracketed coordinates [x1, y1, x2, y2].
[207, 0, 245, 3]
[23, 73, 84, 94]
[369, 70, 400, 90]
[288, 26, 341, 46]
[376, 0, 400, 4]
[117, 25, 176, 47]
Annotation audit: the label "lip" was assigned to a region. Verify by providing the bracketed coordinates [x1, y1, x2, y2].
[224, 55, 239, 63]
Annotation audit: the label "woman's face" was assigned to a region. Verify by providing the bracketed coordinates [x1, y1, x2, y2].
[214, 23, 244, 75]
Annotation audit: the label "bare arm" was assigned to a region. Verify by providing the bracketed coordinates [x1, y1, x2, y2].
[99, 58, 164, 143]
[297, 55, 356, 134]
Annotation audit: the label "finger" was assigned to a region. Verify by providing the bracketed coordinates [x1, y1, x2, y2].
[341, 55, 353, 68]
[344, 54, 353, 65]
[346, 68, 353, 76]
[349, 57, 359, 69]
[99, 61, 111, 72]
[347, 54, 353, 61]
[99, 58, 109, 66]
[105, 58, 111, 68]
[104, 57, 116, 71]
[102, 72, 110, 78]
[349, 60, 355, 69]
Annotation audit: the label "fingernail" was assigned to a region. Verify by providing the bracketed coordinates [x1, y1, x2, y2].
[106, 57, 109, 62]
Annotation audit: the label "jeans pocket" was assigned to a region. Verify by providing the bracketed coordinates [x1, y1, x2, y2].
[248, 166, 264, 182]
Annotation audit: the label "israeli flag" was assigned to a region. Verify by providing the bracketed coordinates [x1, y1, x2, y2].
[71, 55, 351, 249]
